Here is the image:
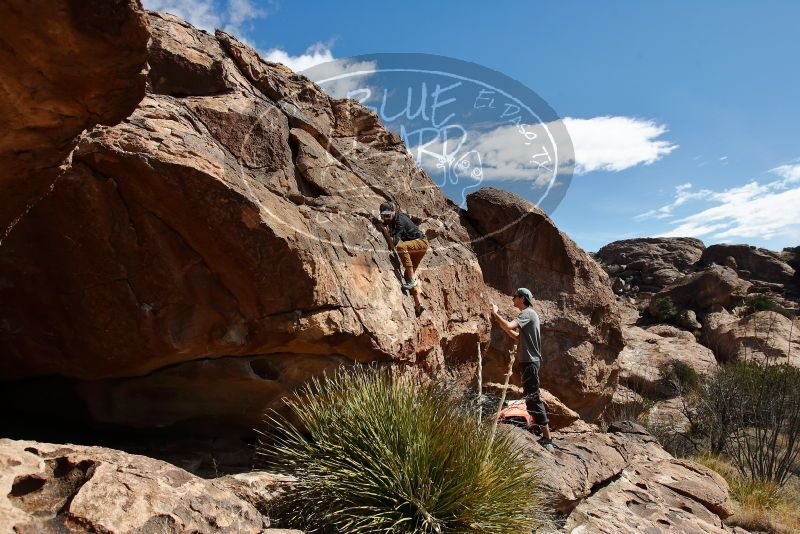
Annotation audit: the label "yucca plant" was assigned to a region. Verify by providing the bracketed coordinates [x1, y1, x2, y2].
[257, 366, 545, 533]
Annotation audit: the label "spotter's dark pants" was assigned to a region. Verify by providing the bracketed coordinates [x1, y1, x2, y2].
[520, 362, 549, 426]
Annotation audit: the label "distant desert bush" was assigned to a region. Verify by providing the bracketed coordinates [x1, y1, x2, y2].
[685, 361, 800, 486]
[741, 294, 795, 319]
[653, 296, 679, 324]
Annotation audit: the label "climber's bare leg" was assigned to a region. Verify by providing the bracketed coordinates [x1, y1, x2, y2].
[411, 288, 421, 308]
[404, 265, 415, 283]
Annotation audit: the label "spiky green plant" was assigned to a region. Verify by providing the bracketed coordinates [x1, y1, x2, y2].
[257, 366, 545, 533]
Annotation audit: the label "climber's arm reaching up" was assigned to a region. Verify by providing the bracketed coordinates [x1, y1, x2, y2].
[491, 303, 520, 342]
[380, 223, 396, 251]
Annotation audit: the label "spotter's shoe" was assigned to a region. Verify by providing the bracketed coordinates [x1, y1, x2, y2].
[538, 437, 555, 453]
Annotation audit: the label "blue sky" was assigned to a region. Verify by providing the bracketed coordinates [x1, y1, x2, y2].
[144, 0, 800, 252]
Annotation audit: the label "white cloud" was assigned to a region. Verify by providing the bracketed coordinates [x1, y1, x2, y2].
[262, 43, 336, 72]
[226, 0, 266, 27]
[771, 162, 800, 184]
[142, 0, 267, 34]
[635, 182, 713, 221]
[650, 165, 800, 242]
[406, 115, 676, 188]
[261, 45, 378, 99]
[308, 58, 379, 100]
[408, 122, 555, 185]
[563, 116, 677, 174]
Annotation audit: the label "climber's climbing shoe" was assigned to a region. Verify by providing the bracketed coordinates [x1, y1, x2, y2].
[402, 278, 418, 290]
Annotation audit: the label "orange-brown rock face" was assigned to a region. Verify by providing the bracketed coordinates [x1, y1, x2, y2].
[465, 187, 624, 421]
[0, 0, 149, 236]
[1, 9, 626, 433]
[0, 11, 489, 430]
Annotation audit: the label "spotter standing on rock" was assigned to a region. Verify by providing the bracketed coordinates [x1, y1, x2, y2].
[379, 201, 428, 317]
[491, 288, 555, 453]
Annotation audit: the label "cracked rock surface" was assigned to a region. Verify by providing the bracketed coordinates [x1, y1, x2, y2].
[0, 438, 299, 533]
[509, 424, 737, 533]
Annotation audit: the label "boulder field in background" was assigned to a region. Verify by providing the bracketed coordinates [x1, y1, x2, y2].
[701, 243, 796, 285]
[648, 265, 752, 316]
[781, 247, 800, 284]
[704, 310, 800, 366]
[466, 188, 624, 421]
[596, 237, 705, 293]
[618, 324, 717, 399]
[0, 0, 149, 236]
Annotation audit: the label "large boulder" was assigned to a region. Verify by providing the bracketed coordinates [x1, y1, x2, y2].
[649, 265, 752, 315]
[507, 423, 734, 532]
[0, 11, 489, 434]
[0, 0, 149, 236]
[0, 438, 298, 533]
[596, 237, 705, 293]
[780, 246, 800, 284]
[618, 324, 717, 398]
[702, 243, 795, 285]
[704, 311, 800, 365]
[465, 188, 624, 421]
[562, 455, 736, 533]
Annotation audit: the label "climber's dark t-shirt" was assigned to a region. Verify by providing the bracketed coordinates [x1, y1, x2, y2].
[390, 212, 424, 244]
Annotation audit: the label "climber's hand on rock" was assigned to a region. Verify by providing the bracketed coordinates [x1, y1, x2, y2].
[491, 303, 499, 315]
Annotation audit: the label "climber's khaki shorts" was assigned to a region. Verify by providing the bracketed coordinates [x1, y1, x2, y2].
[396, 238, 428, 270]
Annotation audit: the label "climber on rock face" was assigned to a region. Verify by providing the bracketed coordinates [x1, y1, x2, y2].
[379, 200, 428, 317]
[491, 288, 555, 453]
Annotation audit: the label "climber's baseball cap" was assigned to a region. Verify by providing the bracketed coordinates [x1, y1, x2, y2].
[515, 287, 534, 306]
[380, 201, 396, 216]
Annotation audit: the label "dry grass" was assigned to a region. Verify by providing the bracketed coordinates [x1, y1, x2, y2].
[692, 453, 800, 534]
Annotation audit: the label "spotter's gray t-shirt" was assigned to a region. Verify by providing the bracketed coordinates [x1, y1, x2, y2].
[516, 307, 542, 364]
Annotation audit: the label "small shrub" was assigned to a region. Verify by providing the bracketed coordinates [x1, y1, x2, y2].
[725, 362, 800, 486]
[659, 359, 700, 395]
[741, 294, 795, 319]
[258, 366, 547, 533]
[684, 365, 740, 454]
[654, 296, 679, 324]
[687, 361, 800, 485]
[601, 262, 622, 275]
